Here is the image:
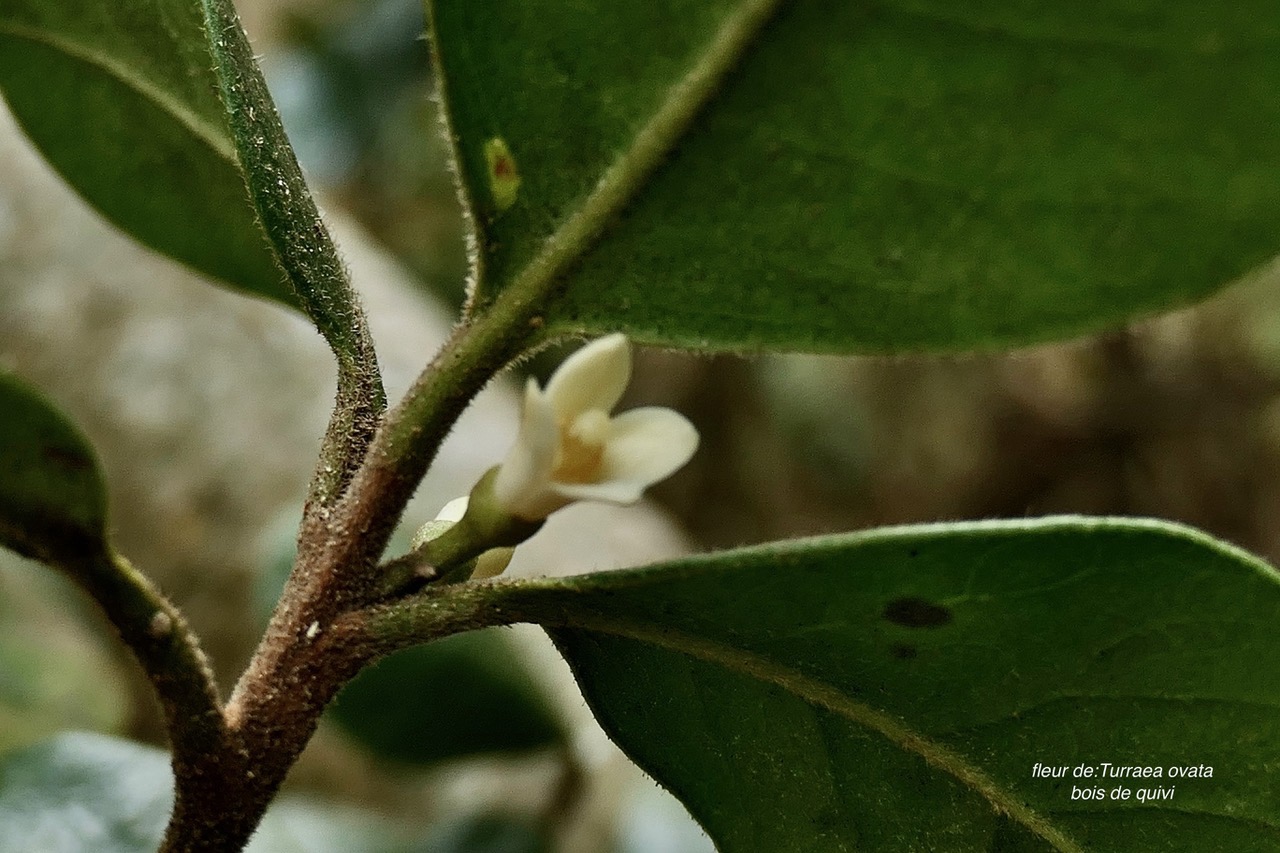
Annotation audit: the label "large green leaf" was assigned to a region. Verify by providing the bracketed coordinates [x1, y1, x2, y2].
[0, 0, 290, 304]
[435, 519, 1280, 851]
[0, 374, 108, 566]
[429, 1, 1280, 351]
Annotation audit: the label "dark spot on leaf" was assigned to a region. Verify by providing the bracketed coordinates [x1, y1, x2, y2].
[890, 643, 917, 660]
[42, 445, 90, 473]
[907, 548, 919, 558]
[882, 597, 952, 629]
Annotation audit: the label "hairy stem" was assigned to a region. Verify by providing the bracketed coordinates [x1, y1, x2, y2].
[199, 0, 386, 514]
[160, 0, 787, 843]
[159, 613, 375, 853]
[71, 550, 225, 778]
[227, 301, 540, 711]
[169, 300, 542, 851]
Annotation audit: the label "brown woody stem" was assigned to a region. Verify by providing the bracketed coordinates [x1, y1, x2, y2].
[160, 294, 542, 849]
[157, 0, 781, 839]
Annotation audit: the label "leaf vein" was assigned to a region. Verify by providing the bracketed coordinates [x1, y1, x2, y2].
[0, 22, 234, 161]
[470, 0, 786, 311]
[549, 613, 1085, 853]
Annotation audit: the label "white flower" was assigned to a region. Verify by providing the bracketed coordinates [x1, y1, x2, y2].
[434, 496, 470, 525]
[493, 334, 699, 520]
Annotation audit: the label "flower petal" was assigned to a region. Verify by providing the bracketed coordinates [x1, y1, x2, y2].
[551, 478, 649, 506]
[544, 333, 631, 418]
[598, 407, 700, 490]
[434, 496, 470, 523]
[494, 379, 560, 518]
[547, 408, 698, 509]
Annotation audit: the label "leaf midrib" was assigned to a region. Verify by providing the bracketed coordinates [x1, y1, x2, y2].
[0, 21, 235, 161]
[539, 609, 1084, 853]
[463, 0, 786, 311]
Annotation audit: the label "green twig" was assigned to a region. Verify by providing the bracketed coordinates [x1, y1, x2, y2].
[70, 549, 225, 769]
[198, 0, 386, 512]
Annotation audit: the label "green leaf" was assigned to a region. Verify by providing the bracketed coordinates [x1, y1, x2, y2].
[0, 377, 221, 760]
[429, 1, 1280, 351]
[449, 519, 1280, 851]
[0, 374, 108, 566]
[0, 0, 289, 304]
[0, 1, 385, 493]
[330, 629, 565, 766]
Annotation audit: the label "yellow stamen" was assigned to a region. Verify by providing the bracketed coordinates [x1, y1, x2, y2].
[552, 410, 609, 483]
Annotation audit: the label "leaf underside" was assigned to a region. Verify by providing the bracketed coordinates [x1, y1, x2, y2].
[431, 0, 1280, 352]
[479, 518, 1280, 851]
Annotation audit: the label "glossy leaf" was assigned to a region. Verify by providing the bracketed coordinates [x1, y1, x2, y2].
[331, 629, 565, 766]
[429, 1, 1280, 351]
[0, 374, 108, 566]
[457, 518, 1280, 851]
[0, 0, 289, 303]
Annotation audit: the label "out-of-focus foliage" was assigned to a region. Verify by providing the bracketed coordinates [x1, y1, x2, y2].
[0, 732, 550, 852]
[0, 375, 108, 565]
[7, 1, 1280, 851]
[330, 631, 567, 766]
[0, 556, 130, 755]
[266, 0, 469, 304]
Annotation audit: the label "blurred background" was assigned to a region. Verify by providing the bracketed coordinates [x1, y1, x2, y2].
[5, 0, 1280, 850]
